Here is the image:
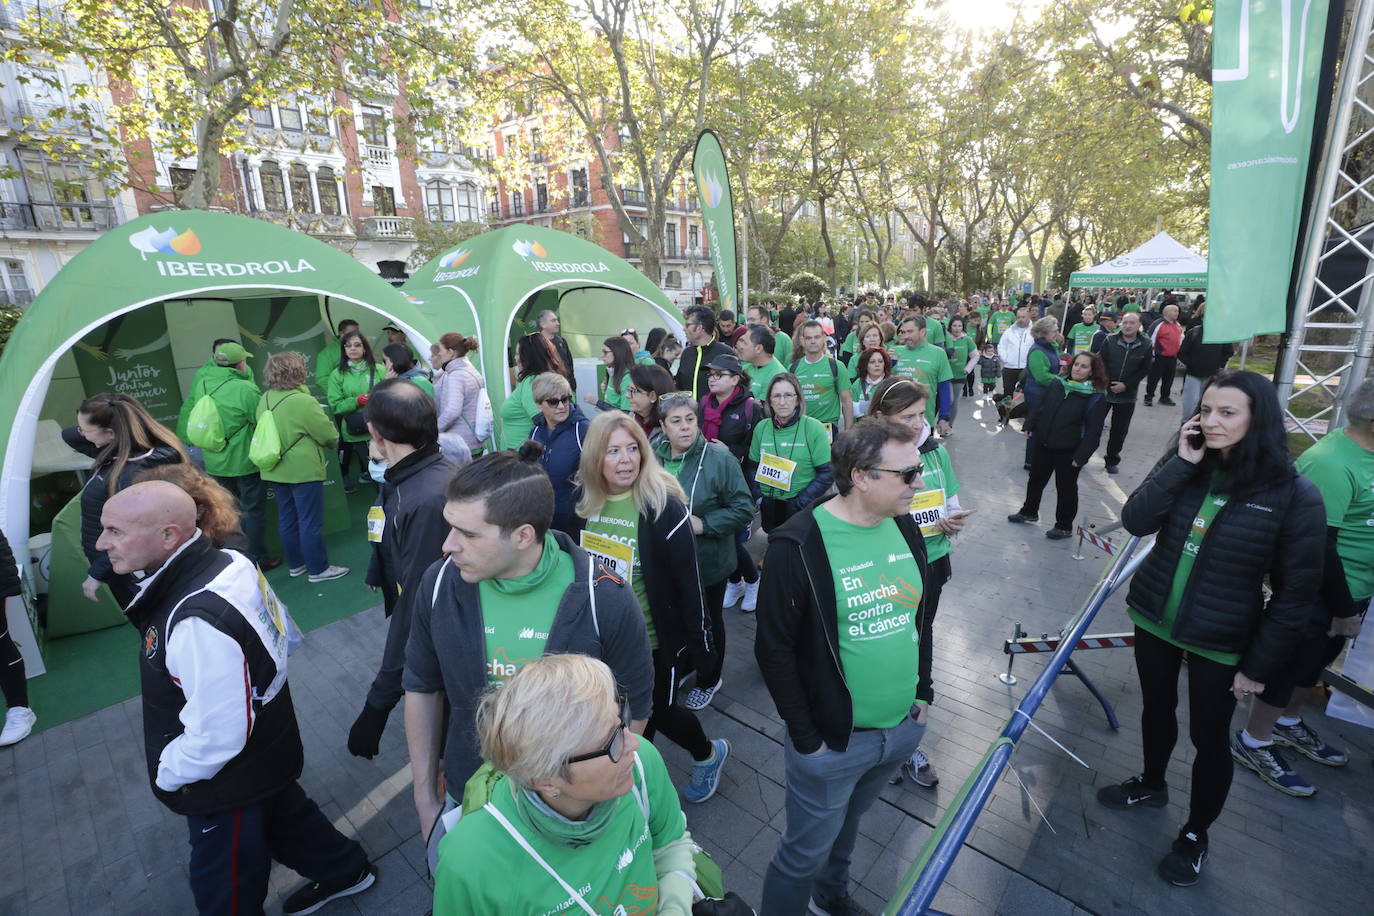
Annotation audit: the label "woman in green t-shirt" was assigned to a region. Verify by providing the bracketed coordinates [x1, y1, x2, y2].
[866, 376, 969, 790]
[846, 324, 886, 376]
[574, 412, 729, 804]
[850, 346, 893, 418]
[433, 655, 699, 916]
[324, 330, 383, 493]
[498, 333, 563, 450]
[748, 373, 833, 533]
[586, 336, 635, 412]
[945, 317, 977, 400]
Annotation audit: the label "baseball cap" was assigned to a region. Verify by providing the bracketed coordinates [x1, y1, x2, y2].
[214, 342, 251, 365]
[382, 324, 403, 333]
[706, 352, 744, 375]
[1099, 311, 1119, 322]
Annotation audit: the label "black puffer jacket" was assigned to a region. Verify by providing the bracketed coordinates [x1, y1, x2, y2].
[63, 427, 183, 582]
[1122, 455, 1326, 681]
[1027, 381, 1109, 465]
[0, 529, 20, 599]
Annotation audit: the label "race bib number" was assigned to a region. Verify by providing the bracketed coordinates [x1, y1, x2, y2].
[580, 531, 635, 584]
[910, 488, 947, 537]
[366, 506, 385, 543]
[755, 451, 797, 490]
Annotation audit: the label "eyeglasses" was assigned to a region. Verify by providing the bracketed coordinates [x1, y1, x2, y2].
[626, 385, 643, 396]
[770, 391, 799, 400]
[541, 396, 572, 407]
[869, 464, 924, 485]
[566, 695, 631, 765]
[707, 370, 735, 380]
[601, 349, 612, 355]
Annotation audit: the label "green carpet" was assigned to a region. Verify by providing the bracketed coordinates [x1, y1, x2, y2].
[25, 489, 386, 734]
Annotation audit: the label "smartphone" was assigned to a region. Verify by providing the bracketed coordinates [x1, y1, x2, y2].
[1186, 431, 1206, 450]
[949, 509, 975, 519]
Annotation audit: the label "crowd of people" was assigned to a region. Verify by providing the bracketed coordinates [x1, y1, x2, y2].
[0, 288, 1369, 916]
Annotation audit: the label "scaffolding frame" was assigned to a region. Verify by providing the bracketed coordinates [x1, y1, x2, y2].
[1280, 0, 1374, 437]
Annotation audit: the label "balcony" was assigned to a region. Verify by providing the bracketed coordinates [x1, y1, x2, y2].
[488, 202, 502, 218]
[360, 215, 416, 240]
[623, 244, 640, 261]
[365, 144, 393, 167]
[0, 200, 116, 232]
[531, 150, 547, 164]
[4, 99, 103, 138]
[664, 244, 681, 259]
[621, 188, 646, 207]
[511, 196, 525, 217]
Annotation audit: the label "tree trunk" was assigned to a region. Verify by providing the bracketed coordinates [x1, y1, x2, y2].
[819, 195, 837, 292]
[181, 113, 228, 210]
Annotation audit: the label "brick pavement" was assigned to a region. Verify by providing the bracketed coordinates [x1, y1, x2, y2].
[4, 383, 1372, 915]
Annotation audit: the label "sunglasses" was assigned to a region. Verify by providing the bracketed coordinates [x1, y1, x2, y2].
[566, 695, 631, 764]
[542, 396, 572, 407]
[870, 464, 924, 485]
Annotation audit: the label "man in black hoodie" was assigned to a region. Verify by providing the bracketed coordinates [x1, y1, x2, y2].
[676, 305, 735, 399]
[755, 419, 930, 916]
[347, 379, 456, 760]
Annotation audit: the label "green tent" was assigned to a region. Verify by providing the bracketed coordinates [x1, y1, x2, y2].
[0, 210, 442, 668]
[402, 225, 684, 426]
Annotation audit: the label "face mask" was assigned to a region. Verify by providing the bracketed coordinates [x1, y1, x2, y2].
[368, 459, 388, 484]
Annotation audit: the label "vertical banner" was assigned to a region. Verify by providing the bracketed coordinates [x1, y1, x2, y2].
[693, 129, 739, 317]
[72, 306, 182, 428]
[1207, 0, 1332, 342]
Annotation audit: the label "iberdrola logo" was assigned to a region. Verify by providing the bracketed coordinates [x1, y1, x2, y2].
[512, 239, 548, 258]
[129, 226, 202, 259]
[697, 169, 724, 208]
[438, 248, 471, 268]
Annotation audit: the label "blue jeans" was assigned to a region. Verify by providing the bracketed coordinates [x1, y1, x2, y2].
[275, 481, 327, 574]
[763, 713, 925, 915]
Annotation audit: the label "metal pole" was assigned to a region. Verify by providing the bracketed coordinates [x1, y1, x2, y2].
[1277, 0, 1374, 409]
[740, 216, 749, 316]
[1239, 337, 1250, 370]
[852, 239, 859, 294]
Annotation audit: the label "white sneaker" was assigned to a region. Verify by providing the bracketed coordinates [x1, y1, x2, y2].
[308, 565, 350, 583]
[0, 707, 36, 747]
[741, 580, 760, 613]
[683, 677, 724, 711]
[288, 565, 308, 577]
[722, 580, 745, 608]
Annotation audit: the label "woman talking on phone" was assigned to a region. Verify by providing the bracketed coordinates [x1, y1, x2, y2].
[864, 377, 970, 790]
[1096, 370, 1324, 888]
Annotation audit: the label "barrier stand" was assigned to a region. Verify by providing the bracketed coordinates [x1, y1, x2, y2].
[1001, 629, 1135, 730]
[885, 536, 1153, 916]
[1072, 516, 1122, 561]
[997, 623, 1022, 685]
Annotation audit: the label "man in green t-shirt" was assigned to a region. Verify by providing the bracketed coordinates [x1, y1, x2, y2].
[402, 451, 654, 845]
[988, 302, 1016, 343]
[755, 419, 930, 916]
[792, 319, 854, 431]
[748, 303, 792, 365]
[737, 324, 787, 401]
[1066, 305, 1099, 355]
[889, 315, 954, 435]
[1232, 381, 1374, 792]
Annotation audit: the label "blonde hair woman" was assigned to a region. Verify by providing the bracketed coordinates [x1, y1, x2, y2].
[433, 655, 698, 915]
[573, 411, 729, 802]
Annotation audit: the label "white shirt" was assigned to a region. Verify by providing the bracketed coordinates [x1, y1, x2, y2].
[997, 325, 1034, 369]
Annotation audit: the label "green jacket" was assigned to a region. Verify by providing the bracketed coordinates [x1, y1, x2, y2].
[176, 358, 218, 440]
[315, 340, 343, 389]
[189, 364, 261, 477]
[255, 387, 339, 483]
[654, 435, 754, 585]
[325, 361, 382, 443]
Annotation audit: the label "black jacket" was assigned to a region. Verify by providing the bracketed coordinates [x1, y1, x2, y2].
[1122, 455, 1326, 681]
[1098, 334, 1153, 404]
[701, 385, 759, 465]
[64, 427, 183, 583]
[0, 529, 19, 600]
[572, 496, 714, 675]
[676, 338, 735, 400]
[755, 498, 929, 754]
[126, 534, 303, 816]
[1177, 325, 1235, 380]
[1027, 381, 1109, 465]
[550, 334, 577, 392]
[365, 444, 455, 617]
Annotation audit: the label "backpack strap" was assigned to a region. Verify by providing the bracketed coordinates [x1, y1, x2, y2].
[586, 554, 600, 639]
[482, 802, 599, 916]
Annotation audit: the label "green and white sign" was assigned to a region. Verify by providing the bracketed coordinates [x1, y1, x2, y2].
[72, 306, 182, 429]
[693, 129, 739, 316]
[1207, 0, 1331, 342]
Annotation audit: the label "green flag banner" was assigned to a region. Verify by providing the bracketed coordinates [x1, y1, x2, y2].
[1206, 0, 1331, 342]
[693, 130, 739, 316]
[72, 305, 182, 428]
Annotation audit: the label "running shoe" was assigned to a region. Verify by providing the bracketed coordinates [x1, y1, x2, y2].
[1007, 512, 1039, 524]
[722, 579, 745, 608]
[684, 738, 730, 803]
[901, 748, 939, 787]
[1157, 830, 1207, 887]
[682, 677, 724, 711]
[1272, 719, 1348, 766]
[741, 580, 760, 612]
[1096, 775, 1169, 809]
[308, 565, 351, 583]
[0, 707, 37, 747]
[1045, 527, 1073, 540]
[289, 565, 308, 577]
[1229, 731, 1316, 797]
[808, 893, 873, 916]
[282, 863, 376, 915]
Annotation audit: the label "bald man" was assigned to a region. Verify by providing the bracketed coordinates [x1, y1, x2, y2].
[102, 482, 375, 915]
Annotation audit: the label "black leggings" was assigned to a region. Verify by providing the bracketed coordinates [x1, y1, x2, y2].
[338, 439, 368, 482]
[1020, 443, 1083, 530]
[0, 614, 27, 709]
[1134, 626, 1238, 839]
[917, 555, 952, 715]
[699, 581, 727, 690]
[643, 648, 712, 761]
[729, 528, 759, 585]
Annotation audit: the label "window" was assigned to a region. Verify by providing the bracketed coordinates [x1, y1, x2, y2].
[1, 259, 33, 306]
[360, 105, 388, 147]
[571, 168, 589, 207]
[489, 189, 501, 218]
[372, 185, 396, 216]
[535, 181, 548, 213]
[290, 163, 313, 213]
[305, 95, 332, 136]
[278, 102, 303, 133]
[19, 153, 105, 228]
[688, 224, 699, 250]
[259, 160, 286, 210]
[426, 181, 455, 223]
[530, 127, 544, 162]
[248, 105, 274, 128]
[510, 189, 524, 216]
[317, 167, 341, 215]
[665, 223, 677, 257]
[665, 270, 682, 289]
[504, 132, 517, 156]
[456, 181, 481, 223]
[169, 168, 196, 195]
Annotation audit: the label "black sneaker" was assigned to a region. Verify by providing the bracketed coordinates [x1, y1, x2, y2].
[1106, 464, 1120, 475]
[808, 893, 873, 916]
[1143, 396, 1154, 406]
[1159, 398, 1177, 406]
[1045, 527, 1073, 540]
[282, 864, 376, 916]
[1157, 831, 1207, 886]
[1007, 512, 1039, 524]
[1097, 776, 1168, 809]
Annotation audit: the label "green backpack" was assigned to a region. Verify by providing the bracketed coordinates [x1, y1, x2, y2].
[249, 392, 300, 471]
[186, 379, 234, 452]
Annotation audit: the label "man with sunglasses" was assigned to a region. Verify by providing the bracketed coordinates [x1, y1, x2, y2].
[755, 419, 931, 916]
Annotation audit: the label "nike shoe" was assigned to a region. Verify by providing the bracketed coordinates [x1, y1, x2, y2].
[1157, 830, 1207, 886]
[1272, 718, 1348, 766]
[1230, 731, 1316, 796]
[1096, 775, 1169, 809]
[282, 864, 376, 915]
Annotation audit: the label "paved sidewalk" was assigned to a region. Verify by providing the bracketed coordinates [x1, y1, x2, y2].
[4, 385, 1372, 915]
